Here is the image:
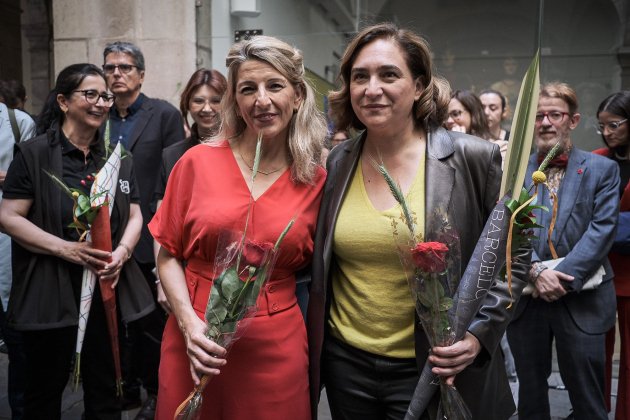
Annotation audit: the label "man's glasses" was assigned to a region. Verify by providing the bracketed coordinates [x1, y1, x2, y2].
[73, 90, 115, 105]
[595, 119, 627, 134]
[102, 64, 138, 74]
[535, 111, 570, 124]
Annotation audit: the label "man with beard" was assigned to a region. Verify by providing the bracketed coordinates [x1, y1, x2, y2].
[507, 82, 619, 420]
[103, 41, 184, 419]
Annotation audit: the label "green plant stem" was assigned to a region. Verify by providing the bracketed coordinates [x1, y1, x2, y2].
[274, 219, 294, 250]
[235, 132, 264, 270]
[228, 267, 255, 318]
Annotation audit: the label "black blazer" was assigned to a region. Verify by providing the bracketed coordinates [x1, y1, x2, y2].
[307, 127, 530, 420]
[116, 96, 184, 264]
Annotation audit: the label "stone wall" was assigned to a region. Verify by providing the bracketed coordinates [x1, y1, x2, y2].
[51, 0, 197, 105]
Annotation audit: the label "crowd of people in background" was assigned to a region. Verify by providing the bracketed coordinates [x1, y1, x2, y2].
[0, 21, 628, 420]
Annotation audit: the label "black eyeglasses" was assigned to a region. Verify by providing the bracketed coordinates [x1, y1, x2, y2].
[595, 119, 627, 134]
[73, 90, 115, 105]
[535, 111, 570, 124]
[102, 64, 138, 74]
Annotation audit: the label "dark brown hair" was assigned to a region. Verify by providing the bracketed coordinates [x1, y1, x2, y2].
[451, 90, 492, 139]
[329, 22, 450, 132]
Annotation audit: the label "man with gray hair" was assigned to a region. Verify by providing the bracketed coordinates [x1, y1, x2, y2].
[103, 41, 184, 419]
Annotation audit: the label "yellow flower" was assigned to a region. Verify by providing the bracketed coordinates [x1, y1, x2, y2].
[532, 171, 546, 184]
[72, 191, 80, 198]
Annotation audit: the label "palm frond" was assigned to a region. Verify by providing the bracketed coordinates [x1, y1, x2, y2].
[500, 51, 541, 197]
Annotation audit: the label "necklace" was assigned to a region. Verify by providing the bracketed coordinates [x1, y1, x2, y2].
[64, 134, 91, 154]
[237, 149, 286, 176]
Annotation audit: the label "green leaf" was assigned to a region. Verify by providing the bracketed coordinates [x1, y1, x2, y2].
[206, 287, 227, 327]
[103, 119, 111, 158]
[505, 199, 519, 213]
[77, 195, 90, 211]
[439, 297, 453, 311]
[218, 267, 243, 305]
[519, 187, 531, 203]
[500, 51, 541, 197]
[220, 320, 238, 334]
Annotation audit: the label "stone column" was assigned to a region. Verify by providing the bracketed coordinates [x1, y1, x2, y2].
[51, 0, 197, 105]
[21, 0, 52, 115]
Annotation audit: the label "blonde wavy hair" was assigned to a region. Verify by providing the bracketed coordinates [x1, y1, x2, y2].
[329, 22, 451, 133]
[220, 35, 327, 184]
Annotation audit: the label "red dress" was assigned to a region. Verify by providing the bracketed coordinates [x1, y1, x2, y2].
[148, 141, 325, 420]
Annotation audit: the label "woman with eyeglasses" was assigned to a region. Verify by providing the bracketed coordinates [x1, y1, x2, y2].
[594, 91, 630, 420]
[445, 90, 508, 163]
[152, 68, 227, 313]
[0, 63, 154, 418]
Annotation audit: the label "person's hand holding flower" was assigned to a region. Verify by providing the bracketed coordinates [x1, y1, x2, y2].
[181, 312, 227, 386]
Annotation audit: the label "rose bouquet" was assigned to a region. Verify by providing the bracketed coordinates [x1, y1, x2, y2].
[174, 222, 293, 420]
[173, 133, 294, 419]
[377, 162, 470, 419]
[400, 51, 543, 420]
[46, 122, 125, 394]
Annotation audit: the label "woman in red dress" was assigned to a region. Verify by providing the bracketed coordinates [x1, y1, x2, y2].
[148, 35, 327, 420]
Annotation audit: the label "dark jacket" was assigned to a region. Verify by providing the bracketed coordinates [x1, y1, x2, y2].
[512, 149, 620, 334]
[307, 127, 529, 419]
[152, 129, 201, 208]
[7, 127, 155, 330]
[115, 96, 184, 264]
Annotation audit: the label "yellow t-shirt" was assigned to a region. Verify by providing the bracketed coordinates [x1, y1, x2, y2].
[328, 157, 425, 358]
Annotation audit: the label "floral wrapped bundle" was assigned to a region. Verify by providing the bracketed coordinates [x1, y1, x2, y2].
[405, 200, 510, 419]
[407, 215, 472, 420]
[403, 51, 544, 420]
[89, 200, 123, 396]
[375, 158, 471, 419]
[46, 137, 124, 393]
[173, 221, 293, 420]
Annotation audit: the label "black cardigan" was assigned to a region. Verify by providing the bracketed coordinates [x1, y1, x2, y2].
[6, 127, 155, 330]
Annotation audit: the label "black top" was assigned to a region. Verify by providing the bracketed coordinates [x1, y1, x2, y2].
[152, 125, 201, 207]
[4, 131, 139, 241]
[3, 126, 154, 330]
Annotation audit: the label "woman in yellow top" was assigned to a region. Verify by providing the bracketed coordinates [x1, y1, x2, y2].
[307, 22, 525, 419]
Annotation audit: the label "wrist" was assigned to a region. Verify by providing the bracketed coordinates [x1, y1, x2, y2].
[529, 262, 547, 283]
[117, 242, 132, 261]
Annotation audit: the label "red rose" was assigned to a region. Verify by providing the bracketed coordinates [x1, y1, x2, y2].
[242, 240, 274, 267]
[411, 242, 449, 273]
